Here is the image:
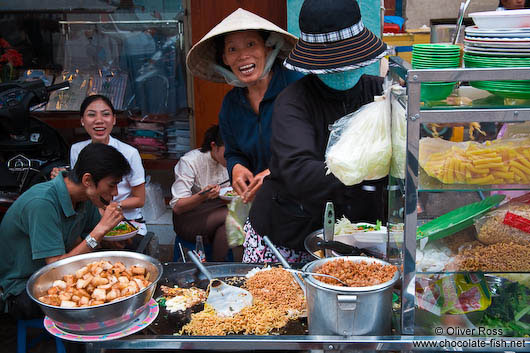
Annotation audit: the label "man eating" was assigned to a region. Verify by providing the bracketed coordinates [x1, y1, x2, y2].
[0, 143, 130, 320]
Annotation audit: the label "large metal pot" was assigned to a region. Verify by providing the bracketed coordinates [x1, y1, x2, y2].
[302, 256, 399, 336]
[27, 251, 163, 335]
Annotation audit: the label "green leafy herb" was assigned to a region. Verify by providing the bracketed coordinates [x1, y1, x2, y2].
[481, 281, 530, 337]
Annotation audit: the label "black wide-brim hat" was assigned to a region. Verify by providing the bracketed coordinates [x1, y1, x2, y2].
[284, 0, 387, 74]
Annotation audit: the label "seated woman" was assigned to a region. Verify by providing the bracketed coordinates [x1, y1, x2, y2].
[170, 125, 234, 261]
[52, 94, 146, 239]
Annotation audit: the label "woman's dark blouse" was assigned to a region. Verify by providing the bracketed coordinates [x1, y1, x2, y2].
[249, 74, 387, 250]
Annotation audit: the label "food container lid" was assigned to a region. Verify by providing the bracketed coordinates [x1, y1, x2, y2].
[302, 256, 400, 293]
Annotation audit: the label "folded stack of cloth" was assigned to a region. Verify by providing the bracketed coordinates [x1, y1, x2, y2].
[166, 120, 191, 159]
[127, 117, 168, 160]
[127, 109, 191, 160]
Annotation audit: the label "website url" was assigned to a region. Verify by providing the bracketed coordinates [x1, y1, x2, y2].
[413, 338, 527, 349]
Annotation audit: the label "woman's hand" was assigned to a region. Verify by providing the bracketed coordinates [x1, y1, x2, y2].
[200, 184, 220, 200]
[50, 167, 67, 179]
[232, 164, 254, 196]
[243, 169, 270, 203]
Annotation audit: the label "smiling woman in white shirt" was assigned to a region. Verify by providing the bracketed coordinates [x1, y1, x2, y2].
[52, 94, 147, 240]
[170, 125, 234, 261]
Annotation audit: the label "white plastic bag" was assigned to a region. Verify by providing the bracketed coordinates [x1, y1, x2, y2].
[325, 84, 392, 186]
[226, 198, 251, 248]
[142, 175, 166, 222]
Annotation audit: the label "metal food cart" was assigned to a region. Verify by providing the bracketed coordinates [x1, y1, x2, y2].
[85, 59, 530, 352]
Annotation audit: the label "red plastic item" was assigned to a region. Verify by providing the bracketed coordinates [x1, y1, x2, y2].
[503, 211, 530, 234]
[384, 23, 401, 33]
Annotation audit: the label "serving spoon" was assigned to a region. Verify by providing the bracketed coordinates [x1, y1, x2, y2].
[283, 268, 348, 286]
[188, 250, 253, 317]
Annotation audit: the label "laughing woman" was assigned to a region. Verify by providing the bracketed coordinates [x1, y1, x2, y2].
[186, 8, 302, 204]
[53, 94, 146, 236]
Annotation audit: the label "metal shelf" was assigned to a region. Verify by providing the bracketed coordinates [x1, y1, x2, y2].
[388, 56, 530, 336]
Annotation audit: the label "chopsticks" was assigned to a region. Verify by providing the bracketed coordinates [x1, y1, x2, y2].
[198, 179, 231, 195]
[99, 196, 138, 230]
[178, 243, 186, 262]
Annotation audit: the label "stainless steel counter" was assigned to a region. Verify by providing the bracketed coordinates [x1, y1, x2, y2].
[82, 262, 529, 352]
[85, 334, 529, 352]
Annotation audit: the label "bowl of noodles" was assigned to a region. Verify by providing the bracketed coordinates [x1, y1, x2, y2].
[219, 186, 239, 201]
[104, 221, 139, 241]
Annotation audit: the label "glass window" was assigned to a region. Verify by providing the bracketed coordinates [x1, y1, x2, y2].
[0, 0, 188, 115]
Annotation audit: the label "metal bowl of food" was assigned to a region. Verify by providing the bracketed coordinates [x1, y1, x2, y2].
[26, 251, 163, 334]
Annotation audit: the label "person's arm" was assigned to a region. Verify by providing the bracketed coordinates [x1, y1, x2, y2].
[169, 157, 211, 215]
[173, 184, 220, 215]
[45, 202, 123, 264]
[119, 148, 146, 210]
[117, 183, 145, 209]
[219, 97, 251, 178]
[270, 87, 347, 204]
[231, 163, 254, 198]
[242, 168, 269, 203]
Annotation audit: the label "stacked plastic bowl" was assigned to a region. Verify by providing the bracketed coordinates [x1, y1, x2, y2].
[463, 9, 530, 100]
[411, 44, 461, 102]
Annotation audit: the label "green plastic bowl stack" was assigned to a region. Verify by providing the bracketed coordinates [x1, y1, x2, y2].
[462, 25, 530, 99]
[411, 44, 461, 102]
[463, 53, 530, 99]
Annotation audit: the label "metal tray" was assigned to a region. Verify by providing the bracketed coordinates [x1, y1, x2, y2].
[150, 263, 307, 336]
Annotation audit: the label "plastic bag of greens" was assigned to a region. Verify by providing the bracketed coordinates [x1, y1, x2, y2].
[226, 197, 251, 247]
[325, 83, 392, 186]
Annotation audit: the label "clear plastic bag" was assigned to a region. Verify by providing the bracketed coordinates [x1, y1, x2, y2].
[419, 137, 530, 185]
[474, 193, 530, 246]
[142, 176, 166, 222]
[225, 198, 251, 248]
[325, 83, 392, 186]
[390, 86, 407, 179]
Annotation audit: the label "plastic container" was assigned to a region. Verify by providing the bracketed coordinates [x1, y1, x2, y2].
[470, 9, 530, 29]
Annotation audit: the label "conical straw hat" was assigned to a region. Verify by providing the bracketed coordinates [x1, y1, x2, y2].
[186, 8, 297, 83]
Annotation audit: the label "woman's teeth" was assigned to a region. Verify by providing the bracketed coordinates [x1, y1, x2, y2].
[94, 127, 106, 132]
[239, 64, 255, 74]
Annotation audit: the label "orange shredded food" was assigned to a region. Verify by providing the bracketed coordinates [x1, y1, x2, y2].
[179, 302, 289, 336]
[244, 267, 305, 313]
[315, 259, 397, 287]
[179, 268, 306, 336]
[448, 242, 530, 272]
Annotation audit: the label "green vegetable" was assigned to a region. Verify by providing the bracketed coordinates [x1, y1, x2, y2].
[156, 297, 166, 307]
[376, 220, 382, 231]
[481, 281, 530, 336]
[112, 223, 128, 231]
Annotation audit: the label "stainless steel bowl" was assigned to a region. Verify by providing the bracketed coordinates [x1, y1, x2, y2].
[26, 251, 163, 335]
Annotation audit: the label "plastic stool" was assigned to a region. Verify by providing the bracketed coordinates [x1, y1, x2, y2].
[17, 318, 66, 353]
[173, 235, 212, 262]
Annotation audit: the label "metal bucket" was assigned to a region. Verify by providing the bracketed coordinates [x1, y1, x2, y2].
[302, 256, 399, 336]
